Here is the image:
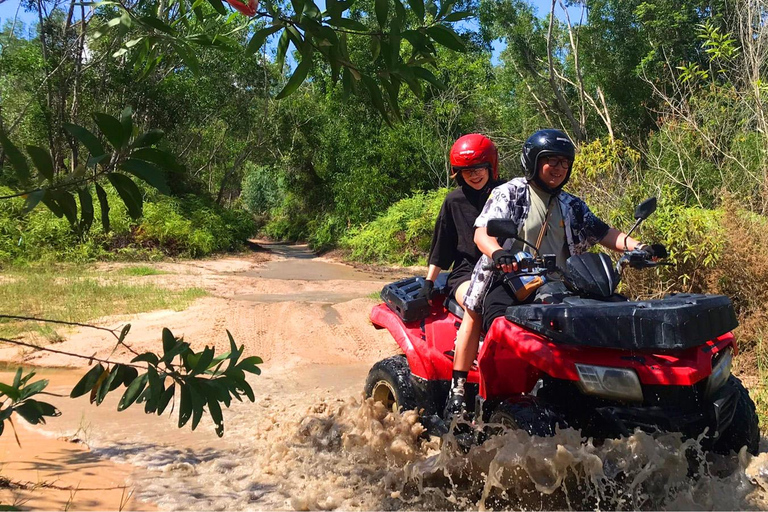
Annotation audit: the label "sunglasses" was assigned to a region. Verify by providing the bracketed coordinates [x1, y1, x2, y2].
[456, 165, 490, 177]
[543, 157, 572, 169]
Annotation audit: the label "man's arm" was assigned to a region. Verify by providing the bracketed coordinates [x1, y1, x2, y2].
[475, 227, 517, 273]
[598, 227, 643, 252]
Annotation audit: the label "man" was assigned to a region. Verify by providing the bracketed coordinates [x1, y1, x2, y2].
[444, 129, 664, 418]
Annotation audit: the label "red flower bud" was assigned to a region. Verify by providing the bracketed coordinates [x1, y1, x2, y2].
[225, 0, 258, 16]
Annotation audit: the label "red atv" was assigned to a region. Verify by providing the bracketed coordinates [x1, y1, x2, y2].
[365, 198, 759, 454]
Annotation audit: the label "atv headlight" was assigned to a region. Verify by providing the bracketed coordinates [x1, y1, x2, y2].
[575, 364, 643, 402]
[705, 347, 732, 397]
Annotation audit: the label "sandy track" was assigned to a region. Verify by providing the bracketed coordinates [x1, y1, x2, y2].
[0, 243, 413, 510]
[0, 245, 404, 371]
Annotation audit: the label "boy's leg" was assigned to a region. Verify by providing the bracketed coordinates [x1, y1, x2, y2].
[444, 281, 482, 418]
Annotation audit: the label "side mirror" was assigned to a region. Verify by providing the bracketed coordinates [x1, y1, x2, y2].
[634, 197, 657, 220]
[486, 219, 519, 240]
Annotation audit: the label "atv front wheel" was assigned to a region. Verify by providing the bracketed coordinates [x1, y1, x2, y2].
[364, 355, 418, 413]
[488, 397, 566, 437]
[712, 376, 760, 456]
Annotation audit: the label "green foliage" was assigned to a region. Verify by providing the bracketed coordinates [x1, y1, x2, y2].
[65, 327, 262, 437]
[0, 368, 60, 437]
[241, 164, 285, 215]
[342, 188, 448, 264]
[0, 186, 254, 263]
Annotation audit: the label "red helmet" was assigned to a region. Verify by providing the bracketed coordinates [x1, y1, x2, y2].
[449, 134, 499, 181]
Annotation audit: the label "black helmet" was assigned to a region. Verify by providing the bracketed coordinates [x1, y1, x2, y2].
[520, 129, 576, 193]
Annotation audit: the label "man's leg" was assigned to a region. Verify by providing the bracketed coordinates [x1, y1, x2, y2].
[444, 281, 482, 418]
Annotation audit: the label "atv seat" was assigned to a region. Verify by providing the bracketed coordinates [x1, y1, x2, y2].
[444, 297, 464, 319]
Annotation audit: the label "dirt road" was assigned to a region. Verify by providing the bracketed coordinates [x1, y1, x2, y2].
[0, 242, 413, 509]
[3, 244, 768, 511]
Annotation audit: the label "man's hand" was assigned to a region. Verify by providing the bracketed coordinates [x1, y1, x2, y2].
[492, 250, 519, 273]
[638, 243, 668, 260]
[417, 279, 434, 303]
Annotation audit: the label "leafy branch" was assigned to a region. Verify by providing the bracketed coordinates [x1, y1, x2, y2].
[0, 107, 178, 233]
[0, 322, 261, 441]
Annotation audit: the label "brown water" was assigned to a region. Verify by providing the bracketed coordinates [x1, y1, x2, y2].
[8, 245, 768, 510]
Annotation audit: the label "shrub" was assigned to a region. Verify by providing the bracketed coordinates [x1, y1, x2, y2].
[0, 185, 255, 263]
[341, 188, 449, 265]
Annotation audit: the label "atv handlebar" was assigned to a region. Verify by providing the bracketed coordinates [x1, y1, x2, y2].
[616, 249, 670, 272]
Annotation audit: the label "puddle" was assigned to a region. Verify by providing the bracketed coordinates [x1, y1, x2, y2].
[241, 260, 386, 282]
[231, 291, 373, 304]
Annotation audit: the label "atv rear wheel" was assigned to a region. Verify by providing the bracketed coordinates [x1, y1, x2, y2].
[364, 355, 418, 413]
[712, 376, 759, 456]
[488, 398, 566, 437]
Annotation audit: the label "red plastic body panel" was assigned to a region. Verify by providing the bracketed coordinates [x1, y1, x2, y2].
[477, 316, 736, 399]
[370, 301, 736, 402]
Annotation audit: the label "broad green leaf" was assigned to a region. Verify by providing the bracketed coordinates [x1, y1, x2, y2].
[131, 352, 160, 365]
[207, 393, 224, 437]
[207, 0, 227, 14]
[226, 330, 243, 370]
[89, 368, 110, 404]
[78, 188, 94, 232]
[275, 30, 290, 71]
[14, 400, 59, 424]
[371, 35, 381, 61]
[362, 75, 390, 123]
[329, 18, 368, 31]
[108, 365, 125, 391]
[19, 379, 48, 400]
[120, 159, 169, 194]
[70, 364, 106, 398]
[132, 129, 164, 148]
[0, 382, 20, 400]
[118, 373, 148, 411]
[437, 0, 453, 18]
[173, 43, 201, 74]
[26, 146, 54, 182]
[93, 113, 128, 150]
[129, 147, 181, 172]
[144, 366, 162, 413]
[442, 10, 471, 21]
[178, 383, 192, 427]
[0, 131, 30, 184]
[140, 15, 175, 33]
[407, 0, 424, 20]
[118, 324, 131, 343]
[275, 47, 313, 99]
[393, 0, 406, 21]
[189, 379, 205, 430]
[412, 66, 446, 89]
[51, 190, 78, 226]
[96, 366, 120, 405]
[107, 173, 143, 219]
[63, 123, 105, 158]
[162, 328, 176, 355]
[302, 0, 321, 19]
[122, 366, 139, 386]
[161, 341, 191, 365]
[375, 0, 388, 27]
[426, 24, 464, 51]
[12, 369, 22, 389]
[192, 347, 215, 375]
[95, 183, 110, 233]
[86, 153, 110, 168]
[246, 25, 282, 56]
[157, 383, 174, 415]
[41, 189, 63, 218]
[119, 106, 133, 140]
[238, 356, 262, 375]
[24, 190, 45, 214]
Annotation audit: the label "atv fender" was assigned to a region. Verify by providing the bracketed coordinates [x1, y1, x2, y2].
[370, 303, 431, 379]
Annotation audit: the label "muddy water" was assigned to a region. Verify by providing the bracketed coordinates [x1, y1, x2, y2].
[13, 245, 768, 510]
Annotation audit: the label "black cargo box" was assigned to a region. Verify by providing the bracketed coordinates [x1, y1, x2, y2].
[381, 274, 449, 323]
[504, 293, 738, 350]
